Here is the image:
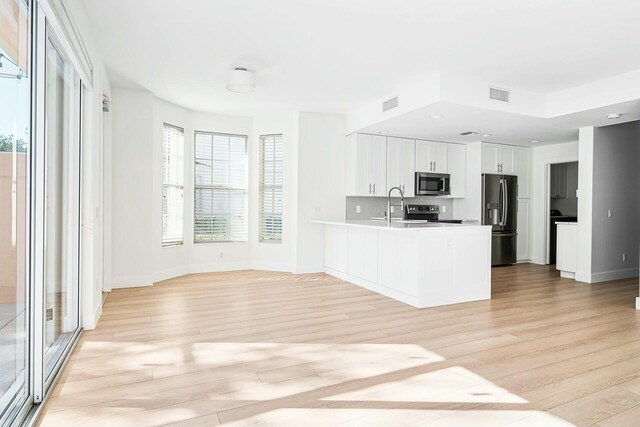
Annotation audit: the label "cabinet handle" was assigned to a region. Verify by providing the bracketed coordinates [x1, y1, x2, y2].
[369, 183, 371, 194]
[434, 161, 437, 171]
[430, 161, 433, 171]
[373, 183, 376, 194]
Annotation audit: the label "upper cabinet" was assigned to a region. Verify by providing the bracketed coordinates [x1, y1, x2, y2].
[345, 134, 467, 199]
[415, 141, 447, 173]
[481, 143, 514, 174]
[386, 137, 415, 197]
[346, 133, 387, 197]
[482, 143, 531, 198]
[514, 147, 531, 199]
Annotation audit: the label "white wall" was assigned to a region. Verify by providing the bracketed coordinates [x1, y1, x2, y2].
[530, 141, 579, 264]
[591, 122, 640, 281]
[295, 113, 346, 273]
[111, 88, 155, 287]
[250, 112, 299, 272]
[576, 128, 594, 282]
[64, 0, 113, 328]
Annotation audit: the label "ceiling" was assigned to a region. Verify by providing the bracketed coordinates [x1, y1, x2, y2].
[358, 100, 640, 146]
[84, 0, 640, 117]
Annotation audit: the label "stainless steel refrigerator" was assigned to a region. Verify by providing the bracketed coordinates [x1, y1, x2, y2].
[482, 174, 518, 266]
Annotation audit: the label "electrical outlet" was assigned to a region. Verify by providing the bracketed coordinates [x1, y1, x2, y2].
[356, 205, 361, 214]
[390, 206, 395, 213]
[623, 253, 627, 262]
[219, 252, 224, 259]
[608, 209, 613, 218]
[441, 205, 447, 213]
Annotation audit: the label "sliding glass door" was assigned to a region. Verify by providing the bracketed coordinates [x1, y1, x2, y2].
[43, 25, 81, 379]
[0, 0, 31, 424]
[0, 1, 83, 425]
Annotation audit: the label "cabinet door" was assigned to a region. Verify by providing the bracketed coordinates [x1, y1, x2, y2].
[368, 135, 387, 196]
[447, 144, 466, 198]
[514, 147, 531, 198]
[402, 140, 416, 196]
[345, 134, 369, 196]
[415, 141, 431, 172]
[517, 199, 530, 261]
[431, 142, 448, 173]
[498, 145, 515, 174]
[347, 227, 378, 283]
[481, 143, 499, 174]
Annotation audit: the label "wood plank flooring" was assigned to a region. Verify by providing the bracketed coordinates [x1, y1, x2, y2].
[35, 264, 640, 427]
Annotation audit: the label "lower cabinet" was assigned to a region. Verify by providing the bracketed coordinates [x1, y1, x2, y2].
[517, 199, 531, 261]
[346, 227, 379, 283]
[377, 230, 421, 297]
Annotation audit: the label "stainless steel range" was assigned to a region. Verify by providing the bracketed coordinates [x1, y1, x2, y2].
[404, 204, 463, 224]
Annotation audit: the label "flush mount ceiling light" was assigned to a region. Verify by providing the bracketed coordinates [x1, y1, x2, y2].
[429, 114, 443, 119]
[482, 134, 492, 138]
[607, 113, 622, 119]
[226, 67, 255, 93]
[530, 140, 540, 144]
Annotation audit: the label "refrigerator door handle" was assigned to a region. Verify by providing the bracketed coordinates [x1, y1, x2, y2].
[503, 178, 508, 226]
[498, 179, 504, 225]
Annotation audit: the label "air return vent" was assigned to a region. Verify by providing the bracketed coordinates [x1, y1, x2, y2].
[489, 87, 510, 102]
[382, 96, 399, 112]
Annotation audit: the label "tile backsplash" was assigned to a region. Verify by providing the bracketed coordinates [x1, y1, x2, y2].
[346, 196, 454, 220]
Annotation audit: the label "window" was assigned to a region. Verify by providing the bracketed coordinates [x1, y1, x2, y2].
[194, 132, 248, 242]
[259, 134, 283, 242]
[162, 124, 184, 246]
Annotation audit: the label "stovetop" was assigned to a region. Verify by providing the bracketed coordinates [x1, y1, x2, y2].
[404, 204, 462, 224]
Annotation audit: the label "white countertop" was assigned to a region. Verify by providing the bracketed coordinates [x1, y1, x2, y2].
[311, 219, 489, 230]
[556, 222, 578, 225]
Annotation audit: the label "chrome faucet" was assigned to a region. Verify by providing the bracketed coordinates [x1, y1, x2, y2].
[386, 186, 405, 223]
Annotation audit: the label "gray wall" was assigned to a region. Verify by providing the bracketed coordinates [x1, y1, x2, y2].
[346, 196, 454, 220]
[592, 121, 640, 276]
[551, 161, 579, 216]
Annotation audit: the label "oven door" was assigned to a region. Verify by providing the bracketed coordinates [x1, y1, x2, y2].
[415, 173, 451, 196]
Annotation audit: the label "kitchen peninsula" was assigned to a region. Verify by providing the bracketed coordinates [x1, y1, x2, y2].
[313, 220, 492, 308]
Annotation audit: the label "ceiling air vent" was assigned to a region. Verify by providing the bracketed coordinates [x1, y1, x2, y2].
[382, 96, 398, 112]
[460, 131, 479, 136]
[489, 87, 510, 103]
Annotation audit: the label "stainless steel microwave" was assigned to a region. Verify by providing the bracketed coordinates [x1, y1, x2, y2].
[415, 172, 451, 196]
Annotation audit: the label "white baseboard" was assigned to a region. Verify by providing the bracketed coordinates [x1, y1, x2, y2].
[636, 297, 640, 310]
[590, 268, 639, 283]
[294, 264, 325, 274]
[251, 262, 295, 273]
[111, 274, 154, 289]
[82, 300, 103, 330]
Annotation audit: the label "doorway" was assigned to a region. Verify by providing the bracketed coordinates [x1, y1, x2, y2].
[546, 161, 579, 265]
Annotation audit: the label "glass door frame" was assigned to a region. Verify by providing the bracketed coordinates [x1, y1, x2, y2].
[31, 0, 83, 405]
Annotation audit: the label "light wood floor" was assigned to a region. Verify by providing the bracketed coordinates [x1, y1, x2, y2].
[36, 264, 640, 427]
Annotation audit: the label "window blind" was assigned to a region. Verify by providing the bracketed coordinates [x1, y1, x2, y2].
[259, 134, 283, 242]
[194, 131, 248, 242]
[162, 124, 184, 246]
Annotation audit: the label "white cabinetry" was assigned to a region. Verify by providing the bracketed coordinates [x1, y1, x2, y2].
[386, 137, 415, 197]
[378, 230, 420, 297]
[482, 143, 514, 174]
[517, 199, 531, 261]
[346, 227, 378, 283]
[416, 141, 447, 173]
[514, 147, 531, 198]
[346, 133, 387, 197]
[447, 144, 466, 198]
